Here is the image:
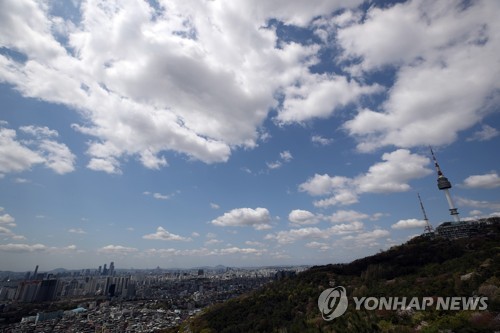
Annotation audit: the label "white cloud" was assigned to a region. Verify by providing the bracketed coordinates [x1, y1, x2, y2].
[68, 228, 86, 234]
[328, 210, 369, 223]
[0, 243, 47, 253]
[339, 1, 500, 152]
[467, 125, 499, 142]
[275, 72, 382, 124]
[0, 0, 365, 172]
[153, 192, 171, 200]
[0, 124, 75, 175]
[205, 238, 223, 246]
[98, 245, 138, 255]
[306, 241, 330, 251]
[210, 203, 220, 210]
[142, 226, 192, 241]
[0, 209, 25, 240]
[355, 149, 432, 193]
[288, 209, 321, 225]
[267, 150, 293, 170]
[462, 172, 500, 189]
[245, 240, 265, 247]
[311, 135, 333, 146]
[38, 139, 76, 174]
[0, 0, 497, 170]
[300, 149, 431, 207]
[0, 127, 44, 174]
[19, 125, 58, 138]
[342, 229, 390, 247]
[391, 219, 427, 230]
[280, 150, 293, 162]
[211, 207, 272, 230]
[0, 213, 15, 226]
[456, 197, 500, 211]
[299, 173, 351, 196]
[265, 221, 363, 244]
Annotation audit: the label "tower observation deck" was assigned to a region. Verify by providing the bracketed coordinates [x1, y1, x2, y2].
[430, 147, 460, 222]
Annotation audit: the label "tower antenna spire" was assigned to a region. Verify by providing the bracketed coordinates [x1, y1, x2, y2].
[418, 193, 433, 233]
[429, 147, 460, 223]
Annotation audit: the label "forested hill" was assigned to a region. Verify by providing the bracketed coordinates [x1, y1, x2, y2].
[171, 221, 500, 333]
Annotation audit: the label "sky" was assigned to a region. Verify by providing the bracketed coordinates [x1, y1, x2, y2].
[0, 0, 499, 272]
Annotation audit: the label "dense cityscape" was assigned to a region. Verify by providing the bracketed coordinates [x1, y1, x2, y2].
[0, 263, 307, 332]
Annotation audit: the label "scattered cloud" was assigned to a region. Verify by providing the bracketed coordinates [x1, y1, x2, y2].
[311, 135, 333, 146]
[0, 124, 75, 176]
[211, 207, 272, 230]
[0, 208, 25, 240]
[68, 228, 86, 234]
[143, 191, 178, 200]
[342, 229, 391, 247]
[205, 238, 223, 246]
[391, 219, 427, 230]
[265, 222, 363, 244]
[467, 125, 499, 142]
[462, 172, 500, 189]
[299, 149, 431, 207]
[288, 209, 321, 225]
[267, 150, 293, 170]
[306, 241, 331, 251]
[0, 243, 78, 254]
[98, 245, 138, 255]
[210, 203, 220, 209]
[142, 227, 192, 241]
[456, 197, 500, 211]
[338, 1, 500, 152]
[328, 210, 369, 223]
[0, 243, 47, 253]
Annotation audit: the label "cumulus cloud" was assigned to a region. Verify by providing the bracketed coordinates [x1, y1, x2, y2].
[328, 210, 369, 223]
[288, 209, 321, 225]
[462, 172, 500, 189]
[391, 219, 427, 230]
[311, 135, 333, 146]
[267, 150, 293, 170]
[0, 243, 47, 253]
[342, 229, 390, 247]
[0, 208, 25, 240]
[0, 126, 44, 175]
[211, 207, 272, 230]
[0, 0, 368, 173]
[0, 243, 78, 253]
[0, 124, 75, 175]
[144, 246, 267, 258]
[265, 221, 363, 244]
[299, 149, 431, 207]
[98, 245, 138, 255]
[142, 227, 192, 241]
[338, 1, 500, 152]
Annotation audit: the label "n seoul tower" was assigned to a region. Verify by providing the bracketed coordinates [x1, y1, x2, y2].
[430, 147, 460, 223]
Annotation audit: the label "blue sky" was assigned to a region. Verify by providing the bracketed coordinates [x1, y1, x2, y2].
[0, 0, 499, 271]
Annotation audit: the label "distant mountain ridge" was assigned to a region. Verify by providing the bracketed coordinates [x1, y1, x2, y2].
[173, 221, 500, 333]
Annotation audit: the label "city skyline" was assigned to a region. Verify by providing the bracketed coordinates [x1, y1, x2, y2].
[1, 0, 500, 271]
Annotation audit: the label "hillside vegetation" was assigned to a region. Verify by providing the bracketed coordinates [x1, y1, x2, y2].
[169, 222, 500, 333]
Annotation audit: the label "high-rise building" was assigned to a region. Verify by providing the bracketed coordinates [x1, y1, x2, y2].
[109, 262, 115, 276]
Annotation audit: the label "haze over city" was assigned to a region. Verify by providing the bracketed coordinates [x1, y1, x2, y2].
[1, 0, 499, 271]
